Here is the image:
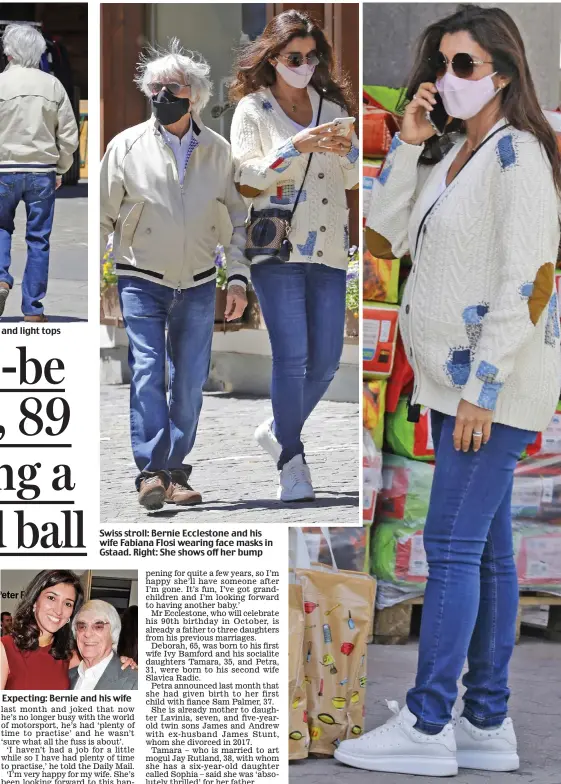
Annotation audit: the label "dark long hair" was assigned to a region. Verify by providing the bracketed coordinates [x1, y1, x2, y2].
[117, 605, 138, 663]
[229, 10, 356, 115]
[401, 5, 561, 192]
[11, 570, 84, 660]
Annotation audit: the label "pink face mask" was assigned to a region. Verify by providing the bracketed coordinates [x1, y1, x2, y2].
[275, 60, 315, 89]
[435, 71, 499, 120]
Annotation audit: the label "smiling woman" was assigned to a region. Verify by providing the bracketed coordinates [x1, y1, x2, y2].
[0, 570, 83, 690]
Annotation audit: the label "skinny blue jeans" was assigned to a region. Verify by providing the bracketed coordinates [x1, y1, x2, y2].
[118, 276, 215, 488]
[407, 410, 535, 733]
[251, 260, 346, 468]
[0, 171, 56, 316]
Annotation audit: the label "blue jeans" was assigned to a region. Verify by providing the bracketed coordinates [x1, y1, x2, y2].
[407, 410, 536, 733]
[0, 172, 56, 316]
[251, 261, 346, 468]
[118, 277, 216, 487]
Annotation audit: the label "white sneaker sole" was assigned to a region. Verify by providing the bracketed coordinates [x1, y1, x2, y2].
[254, 421, 282, 463]
[277, 485, 316, 503]
[457, 750, 519, 772]
[334, 749, 458, 776]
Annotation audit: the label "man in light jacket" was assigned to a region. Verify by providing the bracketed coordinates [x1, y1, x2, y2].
[0, 24, 78, 321]
[100, 40, 249, 510]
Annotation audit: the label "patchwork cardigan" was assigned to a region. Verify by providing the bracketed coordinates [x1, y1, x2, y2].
[366, 120, 561, 433]
[230, 86, 359, 270]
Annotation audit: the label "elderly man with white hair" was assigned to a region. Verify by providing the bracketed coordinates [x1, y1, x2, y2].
[100, 39, 249, 511]
[69, 600, 138, 690]
[0, 23, 78, 321]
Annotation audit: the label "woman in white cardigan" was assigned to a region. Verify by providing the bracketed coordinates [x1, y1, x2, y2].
[229, 10, 359, 502]
[336, 6, 561, 777]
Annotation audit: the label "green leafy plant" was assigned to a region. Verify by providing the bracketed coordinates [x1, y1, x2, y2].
[346, 246, 360, 314]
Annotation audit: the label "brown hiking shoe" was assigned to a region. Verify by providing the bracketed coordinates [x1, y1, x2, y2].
[0, 282, 9, 317]
[138, 472, 168, 510]
[24, 314, 48, 323]
[166, 468, 202, 506]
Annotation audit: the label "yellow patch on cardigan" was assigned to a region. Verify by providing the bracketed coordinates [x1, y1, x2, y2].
[235, 182, 263, 197]
[364, 227, 394, 260]
[528, 262, 555, 325]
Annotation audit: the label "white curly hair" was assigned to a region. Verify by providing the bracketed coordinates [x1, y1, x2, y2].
[72, 600, 122, 652]
[134, 38, 213, 114]
[2, 23, 46, 68]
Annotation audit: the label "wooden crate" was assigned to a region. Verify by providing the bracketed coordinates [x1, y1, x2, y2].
[371, 593, 561, 645]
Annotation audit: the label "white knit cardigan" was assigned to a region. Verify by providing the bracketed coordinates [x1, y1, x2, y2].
[230, 86, 359, 270]
[366, 120, 561, 433]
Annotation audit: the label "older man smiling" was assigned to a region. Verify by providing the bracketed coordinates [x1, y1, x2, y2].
[69, 600, 137, 690]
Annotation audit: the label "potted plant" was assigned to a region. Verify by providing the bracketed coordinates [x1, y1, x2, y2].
[345, 247, 359, 338]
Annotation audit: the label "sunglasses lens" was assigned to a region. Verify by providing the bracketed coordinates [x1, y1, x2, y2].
[287, 54, 303, 67]
[452, 53, 475, 78]
[94, 622, 106, 632]
[308, 54, 320, 67]
[428, 52, 446, 79]
[148, 82, 163, 94]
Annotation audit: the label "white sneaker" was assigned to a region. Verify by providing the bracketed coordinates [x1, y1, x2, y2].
[254, 418, 282, 463]
[453, 711, 519, 772]
[334, 701, 458, 777]
[278, 454, 315, 502]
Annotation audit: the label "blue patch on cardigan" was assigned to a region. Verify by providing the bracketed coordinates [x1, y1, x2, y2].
[519, 282, 534, 298]
[262, 100, 273, 112]
[297, 231, 317, 257]
[269, 181, 306, 206]
[545, 292, 560, 346]
[388, 134, 402, 155]
[446, 348, 471, 386]
[475, 361, 502, 410]
[462, 304, 489, 325]
[378, 163, 392, 185]
[497, 135, 517, 170]
[277, 138, 300, 160]
[347, 145, 359, 164]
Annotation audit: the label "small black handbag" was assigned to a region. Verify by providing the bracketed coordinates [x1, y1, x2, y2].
[244, 94, 324, 262]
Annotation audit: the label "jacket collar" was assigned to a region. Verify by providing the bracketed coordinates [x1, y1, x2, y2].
[151, 113, 211, 147]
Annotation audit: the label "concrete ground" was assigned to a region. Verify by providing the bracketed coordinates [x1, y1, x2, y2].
[290, 639, 561, 784]
[100, 385, 359, 524]
[1, 183, 88, 322]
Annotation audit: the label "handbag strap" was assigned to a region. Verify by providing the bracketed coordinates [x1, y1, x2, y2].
[290, 92, 324, 220]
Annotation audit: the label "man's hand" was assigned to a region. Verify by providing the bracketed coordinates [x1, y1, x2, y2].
[56, 175, 63, 190]
[453, 399, 494, 453]
[225, 284, 248, 322]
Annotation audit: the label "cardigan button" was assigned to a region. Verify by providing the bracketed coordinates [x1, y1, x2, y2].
[318, 172, 325, 179]
[320, 226, 326, 232]
[146, 228, 152, 234]
[317, 251, 324, 257]
[405, 305, 410, 314]
[322, 198, 328, 205]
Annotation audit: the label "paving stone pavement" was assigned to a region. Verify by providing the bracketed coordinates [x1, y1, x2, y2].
[101, 385, 359, 524]
[290, 640, 561, 784]
[1, 183, 88, 322]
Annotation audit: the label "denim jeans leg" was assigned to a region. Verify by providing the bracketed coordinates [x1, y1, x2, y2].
[251, 261, 307, 468]
[166, 280, 216, 469]
[406, 415, 535, 733]
[0, 173, 20, 288]
[21, 173, 56, 315]
[462, 477, 519, 729]
[301, 264, 346, 425]
[118, 277, 173, 481]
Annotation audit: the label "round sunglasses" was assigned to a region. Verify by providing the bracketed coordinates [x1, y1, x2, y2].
[147, 82, 190, 96]
[428, 51, 493, 79]
[276, 52, 320, 69]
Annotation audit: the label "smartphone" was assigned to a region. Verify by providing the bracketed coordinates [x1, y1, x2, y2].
[329, 117, 356, 135]
[426, 92, 448, 136]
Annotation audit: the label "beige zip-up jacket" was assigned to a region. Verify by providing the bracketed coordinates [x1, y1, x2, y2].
[0, 63, 78, 175]
[100, 116, 250, 290]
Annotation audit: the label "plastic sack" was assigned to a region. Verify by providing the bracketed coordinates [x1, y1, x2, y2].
[363, 107, 399, 157]
[514, 522, 561, 591]
[385, 335, 414, 413]
[371, 522, 427, 586]
[289, 583, 310, 759]
[376, 454, 434, 525]
[363, 302, 400, 378]
[363, 380, 386, 451]
[363, 428, 383, 524]
[375, 579, 426, 610]
[512, 454, 561, 524]
[385, 397, 435, 462]
[363, 158, 384, 223]
[363, 85, 404, 114]
[363, 250, 400, 304]
[302, 527, 371, 574]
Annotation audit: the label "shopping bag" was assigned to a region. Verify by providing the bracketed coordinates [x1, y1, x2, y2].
[290, 529, 376, 756]
[363, 107, 399, 157]
[289, 583, 310, 760]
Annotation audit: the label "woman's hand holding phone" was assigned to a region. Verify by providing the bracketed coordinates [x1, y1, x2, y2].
[401, 82, 440, 146]
[293, 122, 352, 156]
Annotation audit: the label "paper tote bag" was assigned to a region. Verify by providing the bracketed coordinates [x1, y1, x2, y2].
[288, 583, 310, 760]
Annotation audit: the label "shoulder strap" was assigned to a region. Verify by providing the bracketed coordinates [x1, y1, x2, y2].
[290, 93, 324, 220]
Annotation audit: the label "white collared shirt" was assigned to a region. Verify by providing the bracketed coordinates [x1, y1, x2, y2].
[160, 122, 196, 186]
[74, 652, 113, 690]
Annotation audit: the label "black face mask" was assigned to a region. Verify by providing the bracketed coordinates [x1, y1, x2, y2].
[151, 88, 191, 125]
